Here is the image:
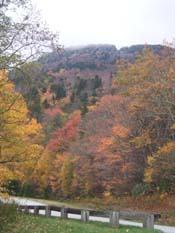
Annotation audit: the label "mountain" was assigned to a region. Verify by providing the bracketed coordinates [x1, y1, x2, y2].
[39, 44, 164, 89]
[40, 44, 164, 71]
[10, 44, 166, 120]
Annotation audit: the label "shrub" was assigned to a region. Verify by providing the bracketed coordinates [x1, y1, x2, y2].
[131, 183, 150, 197]
[0, 202, 18, 231]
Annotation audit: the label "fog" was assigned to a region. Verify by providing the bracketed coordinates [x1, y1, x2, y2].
[32, 0, 174, 48]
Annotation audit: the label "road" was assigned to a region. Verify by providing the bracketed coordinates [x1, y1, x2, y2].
[3, 197, 175, 233]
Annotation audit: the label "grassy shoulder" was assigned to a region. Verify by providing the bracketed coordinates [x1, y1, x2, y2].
[13, 193, 174, 226]
[4, 214, 162, 233]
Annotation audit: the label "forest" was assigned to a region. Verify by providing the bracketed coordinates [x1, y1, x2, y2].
[1, 45, 175, 199]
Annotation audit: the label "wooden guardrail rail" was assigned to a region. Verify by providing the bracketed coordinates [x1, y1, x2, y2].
[18, 205, 160, 229]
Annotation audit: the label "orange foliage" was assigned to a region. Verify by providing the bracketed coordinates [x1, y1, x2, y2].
[48, 111, 81, 153]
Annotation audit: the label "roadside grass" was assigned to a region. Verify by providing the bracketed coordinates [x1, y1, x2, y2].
[0, 202, 18, 232]
[4, 214, 162, 233]
[12, 193, 174, 226]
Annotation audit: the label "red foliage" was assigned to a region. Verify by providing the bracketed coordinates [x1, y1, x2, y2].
[47, 111, 81, 153]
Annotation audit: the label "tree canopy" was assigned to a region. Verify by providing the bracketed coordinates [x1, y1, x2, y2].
[0, 70, 43, 196]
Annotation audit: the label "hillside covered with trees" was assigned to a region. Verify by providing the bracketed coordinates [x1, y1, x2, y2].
[1, 44, 174, 201]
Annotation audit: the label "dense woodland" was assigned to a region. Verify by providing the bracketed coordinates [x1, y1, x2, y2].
[0, 1, 174, 203]
[1, 45, 175, 200]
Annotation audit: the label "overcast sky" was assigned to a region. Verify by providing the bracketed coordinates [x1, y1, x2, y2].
[32, 0, 174, 48]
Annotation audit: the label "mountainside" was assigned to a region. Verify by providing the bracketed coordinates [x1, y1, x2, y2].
[6, 44, 174, 202]
[40, 44, 164, 71]
[10, 44, 167, 120]
[39, 44, 164, 89]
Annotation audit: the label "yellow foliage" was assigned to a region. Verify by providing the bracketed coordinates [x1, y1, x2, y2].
[144, 167, 153, 183]
[130, 133, 151, 148]
[157, 142, 175, 155]
[0, 70, 43, 196]
[144, 141, 175, 185]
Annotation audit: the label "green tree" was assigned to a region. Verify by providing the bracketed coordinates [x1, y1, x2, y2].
[50, 83, 66, 100]
[93, 75, 102, 89]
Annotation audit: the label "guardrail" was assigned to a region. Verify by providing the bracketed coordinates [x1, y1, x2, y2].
[18, 205, 160, 229]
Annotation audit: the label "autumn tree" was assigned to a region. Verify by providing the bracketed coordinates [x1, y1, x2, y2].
[0, 70, 43, 196]
[47, 110, 81, 153]
[61, 156, 74, 198]
[115, 45, 175, 192]
[31, 148, 55, 198]
[144, 141, 175, 192]
[43, 111, 81, 197]
[0, 0, 60, 196]
[42, 108, 67, 143]
[70, 95, 137, 197]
